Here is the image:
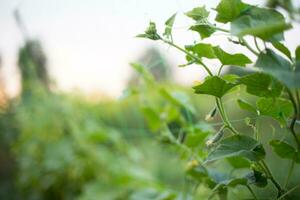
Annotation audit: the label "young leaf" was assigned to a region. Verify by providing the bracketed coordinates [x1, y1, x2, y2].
[163, 13, 177, 41]
[185, 6, 209, 21]
[256, 98, 293, 125]
[215, 0, 250, 23]
[193, 76, 237, 98]
[237, 99, 257, 113]
[137, 22, 161, 40]
[205, 135, 265, 163]
[269, 140, 296, 160]
[239, 72, 284, 97]
[272, 42, 292, 60]
[231, 7, 292, 40]
[255, 49, 300, 88]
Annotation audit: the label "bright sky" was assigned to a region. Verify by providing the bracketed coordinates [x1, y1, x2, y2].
[0, 0, 299, 98]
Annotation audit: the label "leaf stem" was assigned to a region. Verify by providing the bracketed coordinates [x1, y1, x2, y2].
[260, 160, 285, 197]
[286, 88, 300, 149]
[216, 98, 239, 135]
[161, 39, 213, 76]
[218, 65, 224, 76]
[284, 159, 295, 189]
[278, 183, 300, 200]
[296, 90, 300, 117]
[254, 37, 262, 53]
[246, 185, 258, 200]
[240, 38, 260, 56]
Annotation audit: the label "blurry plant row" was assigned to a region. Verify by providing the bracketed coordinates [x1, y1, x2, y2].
[0, 34, 190, 199]
[137, 0, 300, 199]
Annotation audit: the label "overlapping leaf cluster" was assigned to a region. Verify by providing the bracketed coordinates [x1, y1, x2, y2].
[137, 0, 300, 199]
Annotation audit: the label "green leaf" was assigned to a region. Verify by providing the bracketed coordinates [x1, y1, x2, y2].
[269, 140, 296, 160]
[159, 88, 195, 113]
[186, 164, 208, 182]
[237, 99, 257, 113]
[193, 76, 237, 98]
[141, 106, 161, 131]
[205, 135, 265, 163]
[185, 127, 210, 148]
[185, 43, 251, 66]
[231, 7, 292, 40]
[227, 156, 251, 169]
[256, 49, 300, 88]
[272, 42, 292, 60]
[239, 72, 284, 97]
[185, 6, 209, 21]
[256, 98, 293, 125]
[190, 25, 216, 39]
[185, 43, 216, 59]
[130, 63, 155, 84]
[163, 13, 177, 41]
[215, 0, 250, 23]
[213, 46, 252, 66]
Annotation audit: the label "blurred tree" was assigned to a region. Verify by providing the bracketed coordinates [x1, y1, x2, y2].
[14, 9, 50, 98]
[18, 40, 50, 94]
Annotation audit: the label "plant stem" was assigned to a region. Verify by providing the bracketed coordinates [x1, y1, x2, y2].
[246, 185, 258, 200]
[254, 37, 262, 53]
[240, 38, 260, 56]
[218, 65, 224, 75]
[296, 90, 300, 117]
[286, 88, 300, 149]
[284, 159, 295, 189]
[216, 98, 239, 135]
[278, 183, 300, 200]
[161, 39, 213, 76]
[260, 160, 284, 197]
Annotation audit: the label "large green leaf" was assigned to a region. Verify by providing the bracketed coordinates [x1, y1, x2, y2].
[256, 98, 293, 125]
[255, 49, 300, 88]
[213, 46, 251, 66]
[215, 0, 250, 23]
[185, 43, 251, 66]
[239, 72, 283, 97]
[193, 76, 237, 98]
[231, 7, 292, 40]
[269, 140, 296, 160]
[205, 135, 265, 163]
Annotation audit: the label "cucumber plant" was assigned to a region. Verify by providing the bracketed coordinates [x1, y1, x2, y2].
[136, 0, 300, 199]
